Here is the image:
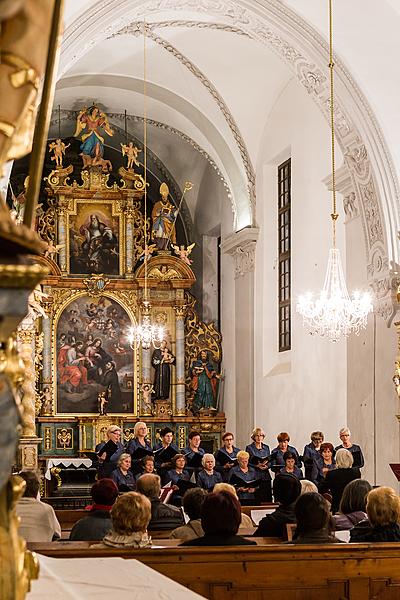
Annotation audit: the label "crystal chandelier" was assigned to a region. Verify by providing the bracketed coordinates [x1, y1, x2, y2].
[128, 20, 164, 350]
[297, 0, 372, 342]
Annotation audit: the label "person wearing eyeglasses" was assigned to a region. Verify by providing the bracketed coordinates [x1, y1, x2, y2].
[245, 427, 272, 502]
[303, 431, 324, 481]
[215, 432, 240, 481]
[334, 427, 364, 468]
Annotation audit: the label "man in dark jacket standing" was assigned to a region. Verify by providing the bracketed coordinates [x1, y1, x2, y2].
[69, 479, 118, 541]
[254, 473, 301, 538]
[136, 473, 184, 531]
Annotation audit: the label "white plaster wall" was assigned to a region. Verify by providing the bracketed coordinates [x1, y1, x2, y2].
[254, 78, 347, 453]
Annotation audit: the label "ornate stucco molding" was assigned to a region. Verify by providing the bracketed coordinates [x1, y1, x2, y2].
[221, 227, 259, 279]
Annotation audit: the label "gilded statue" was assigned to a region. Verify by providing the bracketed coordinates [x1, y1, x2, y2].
[121, 142, 141, 170]
[48, 138, 70, 169]
[74, 105, 114, 169]
[151, 182, 177, 250]
[172, 242, 195, 265]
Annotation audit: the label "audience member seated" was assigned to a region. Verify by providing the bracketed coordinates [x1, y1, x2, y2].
[136, 473, 184, 531]
[94, 492, 152, 548]
[280, 450, 303, 479]
[164, 453, 191, 506]
[180, 491, 257, 546]
[335, 427, 364, 468]
[169, 488, 207, 541]
[96, 425, 125, 478]
[135, 455, 156, 482]
[254, 473, 301, 539]
[333, 479, 372, 531]
[197, 454, 222, 490]
[245, 427, 272, 502]
[15, 471, 61, 543]
[311, 442, 336, 486]
[270, 432, 301, 473]
[111, 453, 136, 491]
[215, 432, 240, 481]
[350, 486, 400, 542]
[319, 448, 361, 513]
[213, 483, 254, 530]
[302, 431, 324, 480]
[292, 492, 340, 544]
[70, 478, 119, 541]
[300, 479, 318, 494]
[229, 450, 258, 504]
[126, 422, 153, 475]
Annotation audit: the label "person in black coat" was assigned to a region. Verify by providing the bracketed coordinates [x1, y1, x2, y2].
[350, 486, 400, 542]
[181, 490, 256, 546]
[319, 448, 360, 513]
[136, 473, 184, 531]
[69, 479, 118, 541]
[254, 473, 301, 539]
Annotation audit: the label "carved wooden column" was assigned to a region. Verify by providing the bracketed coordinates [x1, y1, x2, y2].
[57, 199, 67, 275]
[174, 305, 186, 415]
[221, 227, 259, 448]
[125, 204, 135, 278]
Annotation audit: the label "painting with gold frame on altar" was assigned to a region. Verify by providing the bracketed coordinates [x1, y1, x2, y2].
[67, 200, 122, 276]
[54, 294, 137, 415]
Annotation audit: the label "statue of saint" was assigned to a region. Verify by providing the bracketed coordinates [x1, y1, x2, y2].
[151, 339, 175, 400]
[74, 105, 114, 167]
[190, 350, 221, 413]
[151, 183, 177, 250]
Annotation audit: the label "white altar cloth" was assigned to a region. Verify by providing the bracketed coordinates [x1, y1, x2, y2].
[27, 555, 205, 599]
[44, 459, 92, 480]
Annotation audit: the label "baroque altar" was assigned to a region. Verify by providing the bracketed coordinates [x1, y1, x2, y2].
[29, 129, 225, 462]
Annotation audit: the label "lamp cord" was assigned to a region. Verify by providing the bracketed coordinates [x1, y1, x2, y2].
[143, 19, 148, 302]
[329, 0, 338, 248]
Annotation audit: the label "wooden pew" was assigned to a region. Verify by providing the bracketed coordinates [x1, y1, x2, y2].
[26, 541, 400, 599]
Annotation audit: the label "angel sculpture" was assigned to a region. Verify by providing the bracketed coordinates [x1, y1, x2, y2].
[74, 105, 114, 166]
[48, 138, 70, 168]
[141, 383, 155, 413]
[121, 142, 142, 170]
[172, 242, 195, 265]
[44, 241, 64, 261]
[21, 285, 48, 329]
[139, 243, 157, 263]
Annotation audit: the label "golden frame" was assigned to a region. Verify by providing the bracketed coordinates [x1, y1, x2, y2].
[51, 290, 139, 417]
[66, 198, 125, 276]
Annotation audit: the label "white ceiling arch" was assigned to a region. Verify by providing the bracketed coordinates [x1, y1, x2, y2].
[60, 0, 400, 316]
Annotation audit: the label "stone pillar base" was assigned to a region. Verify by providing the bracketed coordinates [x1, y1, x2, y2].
[17, 437, 42, 471]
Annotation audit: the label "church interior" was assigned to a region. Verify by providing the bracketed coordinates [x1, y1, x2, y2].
[2, 0, 400, 598]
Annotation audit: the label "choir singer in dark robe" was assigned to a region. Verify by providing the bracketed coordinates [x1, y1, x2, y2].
[151, 339, 175, 400]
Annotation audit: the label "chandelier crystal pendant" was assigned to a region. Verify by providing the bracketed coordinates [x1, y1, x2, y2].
[296, 0, 372, 342]
[128, 20, 164, 350]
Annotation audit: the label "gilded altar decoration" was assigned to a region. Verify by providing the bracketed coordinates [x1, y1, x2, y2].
[121, 142, 142, 170]
[48, 138, 70, 168]
[84, 274, 110, 297]
[56, 427, 72, 450]
[151, 182, 177, 249]
[44, 241, 64, 262]
[148, 264, 181, 281]
[74, 105, 114, 169]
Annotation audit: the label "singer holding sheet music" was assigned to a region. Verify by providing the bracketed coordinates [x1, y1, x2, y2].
[215, 432, 240, 481]
[153, 427, 179, 472]
[229, 450, 258, 504]
[197, 454, 222, 491]
[96, 425, 125, 478]
[334, 427, 364, 468]
[126, 421, 153, 474]
[182, 430, 205, 475]
[246, 427, 273, 502]
[164, 453, 191, 506]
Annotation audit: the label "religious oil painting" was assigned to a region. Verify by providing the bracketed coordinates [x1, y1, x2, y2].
[56, 295, 135, 414]
[68, 201, 120, 275]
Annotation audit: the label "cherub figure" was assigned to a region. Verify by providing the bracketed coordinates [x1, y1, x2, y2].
[48, 138, 70, 168]
[44, 241, 64, 261]
[171, 242, 195, 265]
[121, 142, 142, 170]
[98, 391, 108, 416]
[40, 386, 53, 416]
[139, 243, 157, 263]
[21, 285, 48, 328]
[141, 383, 155, 413]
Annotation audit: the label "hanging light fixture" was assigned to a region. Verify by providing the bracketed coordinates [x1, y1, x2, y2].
[128, 20, 164, 350]
[296, 0, 372, 342]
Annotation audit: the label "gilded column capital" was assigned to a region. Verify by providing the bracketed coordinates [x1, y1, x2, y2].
[174, 305, 186, 319]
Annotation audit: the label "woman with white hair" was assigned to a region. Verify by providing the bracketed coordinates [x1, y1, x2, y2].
[197, 454, 222, 491]
[335, 427, 364, 468]
[319, 448, 361, 513]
